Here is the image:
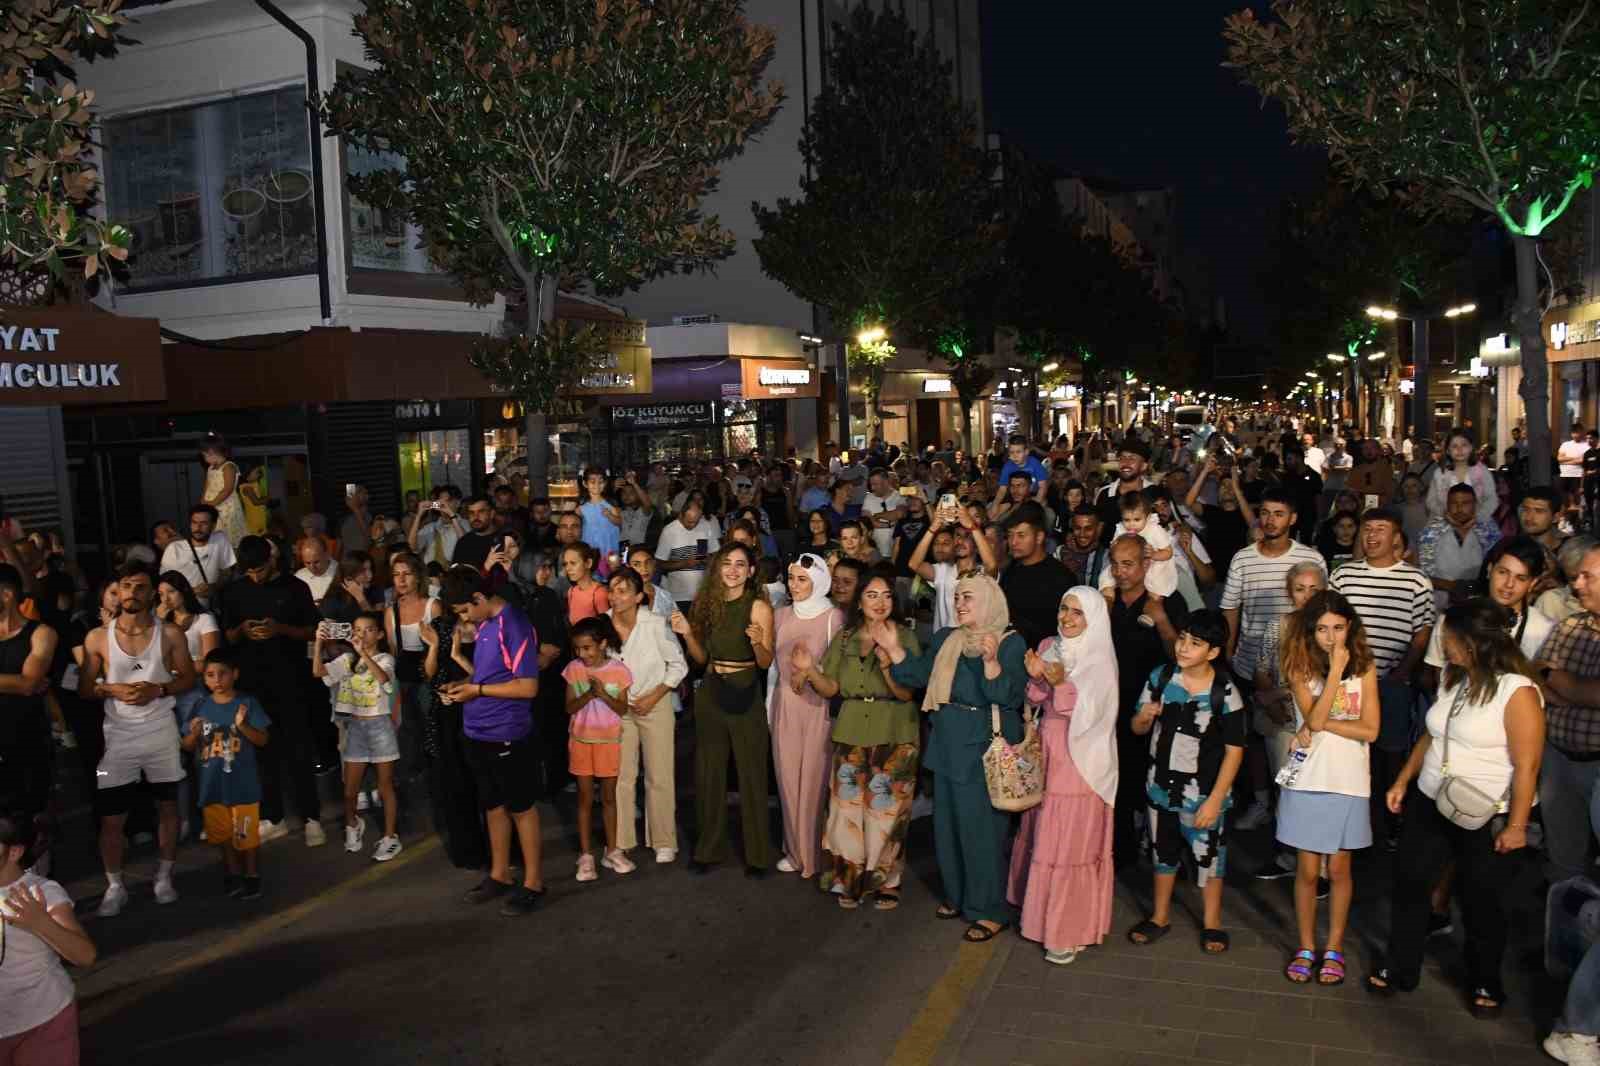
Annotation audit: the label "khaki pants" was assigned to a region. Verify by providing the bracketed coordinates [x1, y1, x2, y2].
[617, 707, 677, 851]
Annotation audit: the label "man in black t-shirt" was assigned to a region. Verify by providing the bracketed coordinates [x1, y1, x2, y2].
[1279, 449, 1323, 543]
[1584, 430, 1600, 530]
[452, 495, 502, 571]
[998, 503, 1079, 651]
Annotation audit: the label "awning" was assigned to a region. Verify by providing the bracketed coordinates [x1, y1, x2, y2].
[0, 307, 166, 405]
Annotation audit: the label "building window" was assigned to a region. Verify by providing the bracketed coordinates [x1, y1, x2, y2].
[103, 86, 317, 292]
[345, 144, 445, 274]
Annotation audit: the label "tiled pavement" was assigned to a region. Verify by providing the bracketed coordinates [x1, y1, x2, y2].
[935, 847, 1561, 1066]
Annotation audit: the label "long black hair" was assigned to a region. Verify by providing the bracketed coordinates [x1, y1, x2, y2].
[157, 569, 205, 619]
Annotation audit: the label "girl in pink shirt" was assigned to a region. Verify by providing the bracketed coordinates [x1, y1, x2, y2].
[562, 543, 610, 624]
[563, 615, 632, 882]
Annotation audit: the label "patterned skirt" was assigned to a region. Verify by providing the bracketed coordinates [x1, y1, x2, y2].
[818, 741, 919, 901]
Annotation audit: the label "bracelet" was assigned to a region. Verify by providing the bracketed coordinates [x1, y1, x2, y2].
[478, 684, 485, 698]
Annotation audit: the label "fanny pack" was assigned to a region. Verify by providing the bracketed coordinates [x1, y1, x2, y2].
[1435, 685, 1509, 831]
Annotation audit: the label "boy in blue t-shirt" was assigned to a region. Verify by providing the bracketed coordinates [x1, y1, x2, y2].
[1125, 609, 1245, 953]
[996, 434, 1048, 492]
[181, 649, 271, 901]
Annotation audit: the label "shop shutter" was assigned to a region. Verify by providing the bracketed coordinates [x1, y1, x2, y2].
[0, 406, 70, 543]
[318, 402, 400, 518]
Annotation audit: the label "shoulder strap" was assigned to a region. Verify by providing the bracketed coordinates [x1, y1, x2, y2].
[496, 614, 529, 674]
[1157, 661, 1177, 698]
[1211, 671, 1231, 714]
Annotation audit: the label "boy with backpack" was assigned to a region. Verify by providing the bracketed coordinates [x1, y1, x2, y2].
[1124, 609, 1246, 953]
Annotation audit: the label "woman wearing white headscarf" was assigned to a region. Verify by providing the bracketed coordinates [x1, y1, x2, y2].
[875, 572, 1027, 942]
[1007, 587, 1120, 965]
[767, 552, 845, 879]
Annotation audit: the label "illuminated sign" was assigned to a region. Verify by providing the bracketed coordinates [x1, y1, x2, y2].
[758, 366, 811, 387]
[923, 378, 953, 394]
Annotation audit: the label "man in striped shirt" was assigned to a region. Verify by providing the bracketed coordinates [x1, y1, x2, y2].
[1219, 487, 1324, 829]
[1329, 507, 1435, 844]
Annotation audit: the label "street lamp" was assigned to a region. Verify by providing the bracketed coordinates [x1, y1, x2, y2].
[1362, 303, 1476, 436]
[856, 326, 886, 346]
[1366, 305, 1400, 321]
[1326, 352, 1346, 363]
[1366, 350, 1387, 362]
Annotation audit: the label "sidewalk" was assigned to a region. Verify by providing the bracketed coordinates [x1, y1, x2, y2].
[936, 846, 1557, 1066]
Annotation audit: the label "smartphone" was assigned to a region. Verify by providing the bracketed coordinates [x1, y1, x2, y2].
[939, 493, 959, 511]
[695, 538, 708, 558]
[503, 535, 514, 552]
[317, 620, 353, 641]
[345, 483, 358, 498]
[619, 540, 632, 563]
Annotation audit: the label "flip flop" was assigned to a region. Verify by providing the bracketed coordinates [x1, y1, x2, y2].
[1201, 928, 1230, 954]
[873, 889, 901, 911]
[1127, 919, 1171, 946]
[1318, 950, 1346, 986]
[935, 903, 962, 920]
[964, 920, 1009, 943]
[1284, 949, 1315, 984]
[1467, 986, 1506, 1019]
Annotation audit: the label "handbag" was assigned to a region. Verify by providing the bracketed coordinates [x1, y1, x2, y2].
[981, 700, 1044, 812]
[1434, 685, 1509, 831]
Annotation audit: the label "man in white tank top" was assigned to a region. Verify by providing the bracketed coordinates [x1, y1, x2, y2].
[79, 565, 196, 917]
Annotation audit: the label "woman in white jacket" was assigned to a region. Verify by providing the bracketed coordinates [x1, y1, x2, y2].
[1007, 586, 1120, 965]
[1426, 429, 1498, 523]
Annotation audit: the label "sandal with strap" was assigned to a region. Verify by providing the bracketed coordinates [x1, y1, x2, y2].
[1127, 919, 1172, 946]
[1467, 986, 1506, 1019]
[935, 903, 961, 921]
[1365, 967, 1413, 998]
[1201, 928, 1230, 954]
[1284, 949, 1316, 984]
[873, 889, 901, 911]
[964, 920, 1009, 943]
[1318, 950, 1346, 986]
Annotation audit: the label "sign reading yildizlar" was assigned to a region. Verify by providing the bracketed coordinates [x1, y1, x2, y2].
[0, 308, 167, 405]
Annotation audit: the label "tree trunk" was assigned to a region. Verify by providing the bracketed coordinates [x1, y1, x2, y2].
[523, 273, 557, 496]
[1513, 234, 1553, 488]
[958, 395, 973, 454]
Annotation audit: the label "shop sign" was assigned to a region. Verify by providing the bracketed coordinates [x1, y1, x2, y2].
[568, 344, 653, 396]
[923, 377, 953, 394]
[0, 308, 165, 405]
[740, 357, 819, 400]
[610, 401, 715, 430]
[1551, 319, 1600, 350]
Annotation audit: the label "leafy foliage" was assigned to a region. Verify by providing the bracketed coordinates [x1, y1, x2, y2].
[467, 319, 611, 412]
[751, 5, 997, 339]
[1, 0, 131, 291]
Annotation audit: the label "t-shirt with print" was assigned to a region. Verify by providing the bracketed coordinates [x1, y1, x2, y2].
[181, 693, 271, 807]
[1140, 666, 1246, 812]
[464, 603, 540, 743]
[0, 871, 74, 1039]
[321, 652, 396, 718]
[655, 518, 720, 605]
[562, 656, 631, 748]
[891, 514, 930, 576]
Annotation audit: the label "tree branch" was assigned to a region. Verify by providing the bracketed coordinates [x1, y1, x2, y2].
[1538, 0, 1590, 79]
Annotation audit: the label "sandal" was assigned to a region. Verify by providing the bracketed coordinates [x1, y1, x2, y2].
[1201, 928, 1230, 954]
[873, 889, 901, 911]
[1467, 986, 1506, 1019]
[935, 903, 962, 921]
[1365, 967, 1412, 998]
[1317, 950, 1346, 986]
[964, 920, 1008, 943]
[838, 895, 860, 910]
[1127, 919, 1171, 946]
[1284, 949, 1315, 984]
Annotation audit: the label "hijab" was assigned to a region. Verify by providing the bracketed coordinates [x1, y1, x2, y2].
[1052, 588, 1120, 805]
[922, 572, 1010, 712]
[788, 553, 833, 620]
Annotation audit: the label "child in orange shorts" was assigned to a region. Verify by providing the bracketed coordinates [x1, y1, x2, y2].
[562, 616, 631, 883]
[180, 650, 271, 900]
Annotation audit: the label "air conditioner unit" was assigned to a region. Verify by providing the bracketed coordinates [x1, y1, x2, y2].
[672, 314, 721, 326]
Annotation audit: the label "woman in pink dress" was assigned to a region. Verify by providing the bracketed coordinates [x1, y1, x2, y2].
[1008, 585, 1119, 965]
[767, 554, 842, 877]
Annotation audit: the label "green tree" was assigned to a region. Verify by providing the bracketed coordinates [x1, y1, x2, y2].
[1226, 0, 1600, 484]
[752, 5, 997, 437]
[324, 0, 782, 489]
[2, 0, 131, 301]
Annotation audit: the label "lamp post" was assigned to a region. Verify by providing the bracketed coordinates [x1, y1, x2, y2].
[838, 325, 887, 453]
[1367, 303, 1475, 438]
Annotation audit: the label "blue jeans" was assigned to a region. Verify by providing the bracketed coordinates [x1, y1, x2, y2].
[1540, 744, 1600, 882]
[1562, 940, 1600, 1035]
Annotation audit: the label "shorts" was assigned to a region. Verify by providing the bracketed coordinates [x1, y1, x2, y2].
[98, 718, 184, 790]
[1564, 476, 1583, 495]
[465, 735, 539, 814]
[1148, 804, 1227, 887]
[203, 802, 261, 850]
[340, 716, 400, 764]
[569, 737, 621, 778]
[1276, 789, 1371, 854]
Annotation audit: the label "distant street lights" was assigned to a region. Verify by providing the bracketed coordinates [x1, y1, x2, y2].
[1363, 303, 1477, 434]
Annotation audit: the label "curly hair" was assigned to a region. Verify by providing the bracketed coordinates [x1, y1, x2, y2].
[689, 542, 765, 639]
[1439, 599, 1537, 703]
[1279, 589, 1375, 686]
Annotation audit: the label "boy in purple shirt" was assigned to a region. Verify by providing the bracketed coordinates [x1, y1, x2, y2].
[440, 569, 544, 917]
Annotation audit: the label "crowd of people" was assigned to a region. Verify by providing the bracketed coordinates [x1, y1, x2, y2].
[8, 414, 1600, 1063]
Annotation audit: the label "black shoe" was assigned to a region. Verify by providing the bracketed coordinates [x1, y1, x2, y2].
[687, 861, 712, 876]
[463, 876, 514, 904]
[499, 885, 544, 917]
[224, 874, 244, 898]
[744, 865, 768, 880]
[1426, 910, 1454, 938]
[239, 877, 262, 901]
[1316, 877, 1331, 901]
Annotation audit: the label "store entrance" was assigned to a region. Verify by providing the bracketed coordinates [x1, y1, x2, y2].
[141, 448, 312, 537]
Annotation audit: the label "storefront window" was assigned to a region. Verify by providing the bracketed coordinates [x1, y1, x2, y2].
[399, 429, 471, 500]
[104, 87, 318, 291]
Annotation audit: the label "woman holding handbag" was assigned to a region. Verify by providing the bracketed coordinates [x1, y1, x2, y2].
[1008, 587, 1119, 965]
[876, 572, 1026, 943]
[792, 563, 920, 909]
[1366, 599, 1544, 1017]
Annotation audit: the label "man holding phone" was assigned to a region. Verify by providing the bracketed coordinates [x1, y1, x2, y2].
[451, 496, 502, 572]
[217, 536, 325, 847]
[655, 495, 719, 610]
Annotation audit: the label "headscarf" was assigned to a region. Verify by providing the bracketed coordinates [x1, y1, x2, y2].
[1050, 587, 1121, 805]
[923, 572, 1010, 712]
[788, 553, 833, 620]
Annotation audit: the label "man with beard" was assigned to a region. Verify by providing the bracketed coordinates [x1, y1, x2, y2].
[1094, 441, 1155, 545]
[158, 504, 235, 608]
[452, 496, 503, 572]
[1058, 506, 1109, 588]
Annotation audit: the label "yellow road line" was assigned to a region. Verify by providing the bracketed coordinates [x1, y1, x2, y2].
[884, 939, 998, 1066]
[78, 834, 440, 1027]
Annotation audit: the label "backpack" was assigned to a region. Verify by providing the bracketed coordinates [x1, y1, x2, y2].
[1154, 661, 1232, 718]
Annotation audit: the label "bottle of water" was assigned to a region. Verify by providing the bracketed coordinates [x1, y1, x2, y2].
[1275, 746, 1309, 788]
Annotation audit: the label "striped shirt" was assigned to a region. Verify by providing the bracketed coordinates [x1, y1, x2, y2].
[1328, 560, 1435, 677]
[1219, 540, 1325, 676]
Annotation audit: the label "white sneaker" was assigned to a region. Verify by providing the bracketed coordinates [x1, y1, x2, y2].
[344, 819, 366, 853]
[154, 877, 178, 905]
[372, 835, 403, 863]
[1546, 1032, 1600, 1066]
[601, 849, 636, 874]
[257, 819, 290, 844]
[1044, 948, 1080, 966]
[369, 790, 382, 808]
[1233, 802, 1272, 831]
[776, 856, 798, 873]
[304, 820, 327, 848]
[576, 854, 598, 882]
[96, 882, 129, 918]
[356, 791, 371, 812]
[654, 847, 677, 864]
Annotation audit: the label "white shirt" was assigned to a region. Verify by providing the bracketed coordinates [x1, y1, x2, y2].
[1303, 445, 1327, 476]
[415, 516, 464, 566]
[932, 561, 960, 632]
[655, 517, 720, 605]
[321, 652, 397, 718]
[295, 564, 337, 604]
[1286, 675, 1370, 797]
[1425, 605, 1553, 666]
[1099, 521, 1176, 597]
[612, 609, 688, 713]
[861, 490, 905, 559]
[1418, 673, 1539, 803]
[1560, 439, 1589, 479]
[1220, 540, 1327, 676]
[1421, 519, 1490, 612]
[180, 612, 220, 663]
[159, 534, 236, 605]
[1328, 560, 1436, 677]
[0, 872, 75, 1038]
[104, 621, 176, 732]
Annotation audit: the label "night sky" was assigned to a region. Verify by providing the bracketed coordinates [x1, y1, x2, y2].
[980, 1, 1328, 344]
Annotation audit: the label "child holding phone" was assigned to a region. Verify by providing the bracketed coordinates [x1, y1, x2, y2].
[313, 612, 402, 862]
[563, 616, 633, 881]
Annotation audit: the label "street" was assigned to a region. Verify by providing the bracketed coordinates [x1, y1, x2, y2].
[47, 749, 1560, 1066]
